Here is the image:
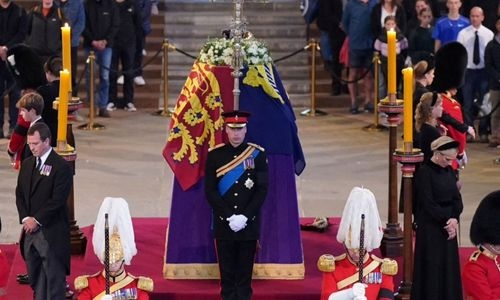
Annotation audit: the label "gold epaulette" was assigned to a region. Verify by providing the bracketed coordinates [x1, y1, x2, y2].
[248, 142, 265, 152]
[128, 274, 154, 292]
[469, 250, 481, 262]
[208, 143, 225, 152]
[74, 271, 101, 290]
[371, 254, 398, 276]
[74, 275, 88, 291]
[137, 276, 154, 292]
[317, 253, 346, 272]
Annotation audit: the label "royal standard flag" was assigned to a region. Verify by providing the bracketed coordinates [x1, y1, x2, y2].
[162, 62, 226, 191]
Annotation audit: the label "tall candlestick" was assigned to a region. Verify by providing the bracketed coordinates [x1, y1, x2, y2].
[61, 23, 72, 91]
[57, 69, 70, 145]
[403, 67, 413, 144]
[387, 29, 396, 95]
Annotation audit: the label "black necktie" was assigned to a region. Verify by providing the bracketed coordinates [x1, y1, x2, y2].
[473, 31, 480, 65]
[36, 157, 41, 171]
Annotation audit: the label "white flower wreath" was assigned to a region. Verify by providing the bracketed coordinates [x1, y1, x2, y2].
[198, 37, 272, 66]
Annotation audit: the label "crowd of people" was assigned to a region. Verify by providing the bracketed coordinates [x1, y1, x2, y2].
[316, 0, 499, 129]
[0, 0, 158, 134]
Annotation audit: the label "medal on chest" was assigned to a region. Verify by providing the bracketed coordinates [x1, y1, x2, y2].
[361, 271, 382, 284]
[243, 156, 255, 169]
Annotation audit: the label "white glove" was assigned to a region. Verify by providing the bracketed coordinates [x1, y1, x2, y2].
[150, 3, 159, 15]
[226, 214, 247, 232]
[232, 214, 247, 229]
[101, 295, 113, 300]
[352, 283, 367, 300]
[461, 151, 468, 167]
[226, 214, 237, 231]
[327, 283, 366, 300]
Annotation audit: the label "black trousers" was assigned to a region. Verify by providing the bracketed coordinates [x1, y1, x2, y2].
[109, 43, 136, 106]
[24, 230, 66, 300]
[216, 239, 257, 300]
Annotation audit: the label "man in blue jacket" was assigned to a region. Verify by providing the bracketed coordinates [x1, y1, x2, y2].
[342, 0, 376, 114]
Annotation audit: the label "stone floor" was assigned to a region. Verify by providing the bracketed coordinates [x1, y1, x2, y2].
[1, 103, 499, 247]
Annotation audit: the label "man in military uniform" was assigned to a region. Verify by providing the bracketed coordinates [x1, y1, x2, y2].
[204, 110, 268, 300]
[74, 197, 153, 299]
[462, 190, 500, 299]
[318, 187, 397, 300]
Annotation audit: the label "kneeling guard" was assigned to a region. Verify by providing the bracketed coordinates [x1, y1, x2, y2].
[318, 187, 398, 300]
[74, 197, 154, 299]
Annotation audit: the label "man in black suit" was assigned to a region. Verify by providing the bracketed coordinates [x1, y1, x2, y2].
[204, 110, 269, 300]
[16, 122, 72, 300]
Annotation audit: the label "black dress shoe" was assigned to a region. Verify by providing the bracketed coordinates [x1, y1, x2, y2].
[17, 274, 30, 285]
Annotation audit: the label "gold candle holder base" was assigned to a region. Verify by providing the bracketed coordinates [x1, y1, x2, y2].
[56, 140, 75, 153]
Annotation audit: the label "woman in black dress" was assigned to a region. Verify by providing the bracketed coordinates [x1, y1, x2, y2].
[411, 136, 463, 300]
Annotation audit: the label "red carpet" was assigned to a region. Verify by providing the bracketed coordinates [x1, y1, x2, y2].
[1, 218, 475, 299]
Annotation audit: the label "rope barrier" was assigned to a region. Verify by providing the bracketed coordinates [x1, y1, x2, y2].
[75, 39, 343, 91]
[89, 46, 162, 76]
[171, 46, 198, 60]
[3, 38, 376, 115]
[273, 47, 307, 63]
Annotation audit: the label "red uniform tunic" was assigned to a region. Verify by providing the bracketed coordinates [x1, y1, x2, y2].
[320, 254, 395, 300]
[440, 93, 466, 169]
[462, 249, 500, 300]
[76, 271, 150, 300]
[7, 114, 30, 170]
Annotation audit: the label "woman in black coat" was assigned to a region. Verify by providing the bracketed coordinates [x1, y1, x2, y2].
[370, 0, 407, 39]
[411, 136, 464, 300]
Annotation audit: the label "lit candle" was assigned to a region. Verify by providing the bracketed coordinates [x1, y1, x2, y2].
[57, 69, 70, 145]
[402, 67, 413, 144]
[61, 23, 72, 91]
[387, 29, 396, 95]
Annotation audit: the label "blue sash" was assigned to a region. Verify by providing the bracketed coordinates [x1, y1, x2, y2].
[217, 148, 260, 196]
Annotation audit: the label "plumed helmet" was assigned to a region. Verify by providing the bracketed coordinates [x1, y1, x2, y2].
[432, 42, 467, 93]
[337, 187, 384, 252]
[6, 44, 47, 91]
[93, 197, 137, 265]
[470, 190, 500, 245]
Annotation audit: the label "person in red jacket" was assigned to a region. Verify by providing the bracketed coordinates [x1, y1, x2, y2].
[432, 42, 470, 171]
[462, 190, 500, 300]
[318, 187, 397, 300]
[74, 197, 153, 299]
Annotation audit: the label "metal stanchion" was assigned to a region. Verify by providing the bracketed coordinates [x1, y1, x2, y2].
[153, 39, 174, 117]
[301, 39, 326, 116]
[364, 52, 387, 131]
[78, 51, 105, 130]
